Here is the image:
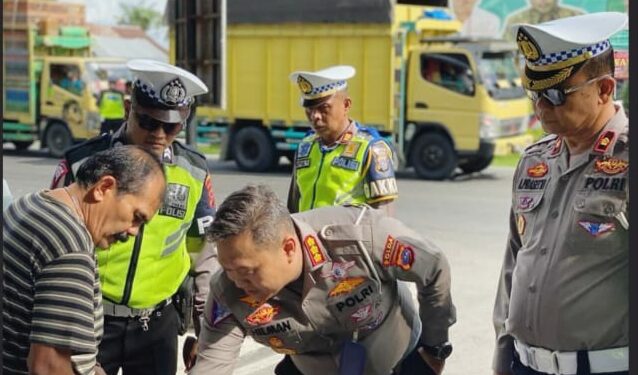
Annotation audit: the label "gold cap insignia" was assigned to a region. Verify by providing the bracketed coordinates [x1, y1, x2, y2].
[517, 29, 541, 62]
[297, 75, 313, 94]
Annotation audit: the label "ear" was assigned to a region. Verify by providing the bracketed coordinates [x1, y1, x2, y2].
[124, 99, 132, 120]
[282, 235, 297, 263]
[87, 175, 117, 203]
[598, 77, 616, 104]
[343, 97, 352, 113]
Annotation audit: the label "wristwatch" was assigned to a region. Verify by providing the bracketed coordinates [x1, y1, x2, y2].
[421, 342, 453, 360]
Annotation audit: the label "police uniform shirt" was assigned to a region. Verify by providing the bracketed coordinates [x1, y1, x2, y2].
[492, 106, 629, 372]
[194, 205, 456, 375]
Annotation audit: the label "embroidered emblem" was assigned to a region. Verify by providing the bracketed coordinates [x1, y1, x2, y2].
[159, 183, 190, 219]
[578, 221, 615, 237]
[245, 303, 280, 326]
[351, 304, 373, 323]
[371, 142, 391, 173]
[593, 131, 615, 154]
[298, 142, 312, 158]
[341, 141, 361, 158]
[594, 157, 628, 175]
[304, 235, 327, 269]
[517, 28, 540, 62]
[320, 261, 356, 281]
[297, 75, 313, 94]
[583, 177, 626, 191]
[517, 214, 526, 236]
[240, 295, 262, 308]
[382, 235, 415, 271]
[527, 162, 548, 178]
[518, 196, 536, 210]
[211, 300, 231, 326]
[329, 277, 365, 297]
[160, 78, 187, 105]
[332, 156, 360, 171]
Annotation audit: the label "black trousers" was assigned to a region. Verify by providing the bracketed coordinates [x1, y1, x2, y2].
[512, 351, 628, 375]
[98, 303, 179, 375]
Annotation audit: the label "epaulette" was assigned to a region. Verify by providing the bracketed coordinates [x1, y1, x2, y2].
[613, 125, 629, 153]
[64, 133, 114, 165]
[522, 133, 558, 156]
[172, 141, 209, 171]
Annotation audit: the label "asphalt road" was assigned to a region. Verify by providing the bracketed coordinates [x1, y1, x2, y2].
[3, 145, 515, 375]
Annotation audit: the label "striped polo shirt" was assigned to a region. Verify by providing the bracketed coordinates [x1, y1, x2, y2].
[2, 191, 104, 375]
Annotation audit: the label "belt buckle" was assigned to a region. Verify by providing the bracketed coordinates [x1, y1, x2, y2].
[550, 351, 561, 375]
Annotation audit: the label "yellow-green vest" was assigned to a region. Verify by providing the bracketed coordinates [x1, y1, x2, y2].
[295, 131, 374, 212]
[99, 91, 125, 120]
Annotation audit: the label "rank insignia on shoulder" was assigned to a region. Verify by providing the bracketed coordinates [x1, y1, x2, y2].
[593, 130, 615, 154]
[304, 235, 327, 269]
[578, 221, 615, 237]
[245, 303, 280, 326]
[594, 157, 628, 175]
[341, 141, 361, 158]
[550, 138, 563, 157]
[517, 214, 526, 236]
[329, 277, 365, 297]
[527, 162, 548, 178]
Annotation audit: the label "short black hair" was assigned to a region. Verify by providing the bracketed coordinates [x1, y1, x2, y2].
[75, 145, 164, 195]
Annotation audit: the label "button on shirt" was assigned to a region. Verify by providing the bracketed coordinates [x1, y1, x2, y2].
[492, 106, 629, 372]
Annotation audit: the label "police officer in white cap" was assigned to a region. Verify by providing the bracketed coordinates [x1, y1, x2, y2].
[493, 12, 629, 375]
[287, 65, 398, 216]
[50, 60, 220, 375]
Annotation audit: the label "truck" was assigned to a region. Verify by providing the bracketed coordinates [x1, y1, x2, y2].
[167, 0, 533, 180]
[3, 0, 131, 157]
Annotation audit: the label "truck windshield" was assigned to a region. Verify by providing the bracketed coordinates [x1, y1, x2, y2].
[85, 61, 132, 98]
[478, 51, 526, 100]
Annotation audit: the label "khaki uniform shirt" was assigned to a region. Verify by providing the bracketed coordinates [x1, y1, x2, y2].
[194, 205, 455, 375]
[492, 107, 629, 372]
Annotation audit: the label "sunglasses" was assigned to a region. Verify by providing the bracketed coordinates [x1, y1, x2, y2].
[135, 113, 183, 135]
[526, 75, 611, 107]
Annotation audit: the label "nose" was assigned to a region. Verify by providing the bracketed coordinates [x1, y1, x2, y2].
[306, 108, 321, 122]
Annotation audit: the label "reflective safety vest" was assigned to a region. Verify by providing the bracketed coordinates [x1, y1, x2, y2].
[99, 90, 125, 120]
[294, 127, 380, 212]
[65, 137, 208, 308]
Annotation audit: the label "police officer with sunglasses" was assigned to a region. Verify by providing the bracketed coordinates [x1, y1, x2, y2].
[50, 60, 220, 375]
[493, 12, 629, 375]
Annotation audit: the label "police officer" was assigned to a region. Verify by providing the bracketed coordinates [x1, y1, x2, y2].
[191, 184, 456, 375]
[50, 59, 219, 375]
[287, 65, 398, 215]
[493, 13, 629, 375]
[98, 80, 126, 134]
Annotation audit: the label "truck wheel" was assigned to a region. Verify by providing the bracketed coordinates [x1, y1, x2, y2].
[46, 123, 73, 158]
[460, 154, 494, 174]
[233, 126, 277, 172]
[409, 132, 457, 180]
[13, 141, 33, 151]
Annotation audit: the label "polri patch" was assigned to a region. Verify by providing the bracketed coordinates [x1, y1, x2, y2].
[594, 157, 628, 175]
[527, 162, 548, 178]
[578, 221, 615, 237]
[382, 235, 415, 271]
[332, 156, 360, 171]
[593, 130, 615, 154]
[159, 183, 190, 219]
[304, 235, 327, 269]
[583, 176, 626, 191]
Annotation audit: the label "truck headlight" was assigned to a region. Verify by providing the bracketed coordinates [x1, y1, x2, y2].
[479, 113, 500, 140]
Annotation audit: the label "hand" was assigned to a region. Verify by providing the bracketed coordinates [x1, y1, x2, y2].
[183, 336, 198, 371]
[417, 347, 445, 375]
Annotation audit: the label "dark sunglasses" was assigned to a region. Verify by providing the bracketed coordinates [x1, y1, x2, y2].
[526, 75, 611, 106]
[135, 113, 183, 135]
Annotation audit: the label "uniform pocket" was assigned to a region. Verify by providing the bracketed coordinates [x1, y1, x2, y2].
[513, 190, 546, 245]
[569, 192, 628, 252]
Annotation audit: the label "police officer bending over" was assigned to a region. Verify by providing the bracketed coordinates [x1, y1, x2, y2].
[190, 184, 456, 375]
[50, 60, 219, 375]
[493, 12, 629, 375]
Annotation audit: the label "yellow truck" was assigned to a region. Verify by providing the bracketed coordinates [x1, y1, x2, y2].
[3, 15, 130, 157]
[168, 1, 532, 179]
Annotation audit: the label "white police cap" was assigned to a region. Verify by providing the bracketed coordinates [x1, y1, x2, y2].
[127, 59, 208, 122]
[289, 65, 355, 107]
[513, 12, 627, 91]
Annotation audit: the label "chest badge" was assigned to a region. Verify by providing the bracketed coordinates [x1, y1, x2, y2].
[578, 221, 615, 237]
[320, 261, 355, 281]
[159, 183, 190, 219]
[245, 303, 280, 326]
[329, 277, 365, 297]
[594, 157, 628, 175]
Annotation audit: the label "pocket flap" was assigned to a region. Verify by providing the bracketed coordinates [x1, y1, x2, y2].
[574, 193, 626, 217]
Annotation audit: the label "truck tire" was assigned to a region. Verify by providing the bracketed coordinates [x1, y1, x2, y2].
[45, 123, 73, 158]
[13, 141, 33, 151]
[409, 132, 457, 180]
[233, 126, 277, 172]
[460, 154, 494, 174]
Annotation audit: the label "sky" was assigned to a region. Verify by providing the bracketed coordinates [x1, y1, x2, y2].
[77, 0, 169, 49]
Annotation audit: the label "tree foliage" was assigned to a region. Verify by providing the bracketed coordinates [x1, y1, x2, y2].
[117, 1, 163, 31]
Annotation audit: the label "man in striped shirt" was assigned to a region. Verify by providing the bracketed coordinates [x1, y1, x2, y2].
[3, 146, 166, 375]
